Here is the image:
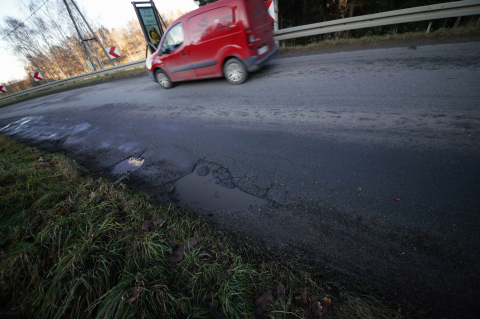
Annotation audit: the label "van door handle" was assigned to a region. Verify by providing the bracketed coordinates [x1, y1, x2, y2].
[181, 52, 187, 55]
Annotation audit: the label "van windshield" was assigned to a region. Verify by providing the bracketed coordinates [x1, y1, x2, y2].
[161, 23, 184, 53]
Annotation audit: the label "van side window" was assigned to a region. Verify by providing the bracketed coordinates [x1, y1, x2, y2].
[189, 7, 235, 44]
[161, 23, 184, 54]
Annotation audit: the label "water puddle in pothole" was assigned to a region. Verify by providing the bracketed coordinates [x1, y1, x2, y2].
[175, 171, 267, 211]
[113, 157, 145, 174]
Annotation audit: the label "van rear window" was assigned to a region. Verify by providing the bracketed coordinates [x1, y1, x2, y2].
[189, 7, 235, 44]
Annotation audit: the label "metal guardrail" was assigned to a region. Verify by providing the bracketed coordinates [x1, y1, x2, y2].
[1, 0, 479, 104]
[273, 0, 480, 41]
[0, 59, 146, 104]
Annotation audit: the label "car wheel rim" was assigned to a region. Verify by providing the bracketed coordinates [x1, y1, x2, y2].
[226, 63, 243, 82]
[157, 73, 170, 87]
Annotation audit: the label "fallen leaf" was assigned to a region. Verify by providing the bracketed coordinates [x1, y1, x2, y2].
[255, 289, 274, 315]
[167, 239, 176, 249]
[311, 300, 323, 318]
[152, 217, 165, 227]
[126, 287, 142, 304]
[394, 198, 401, 201]
[141, 216, 165, 232]
[173, 245, 186, 262]
[173, 237, 204, 262]
[186, 236, 204, 252]
[322, 296, 332, 307]
[276, 283, 286, 295]
[294, 292, 308, 306]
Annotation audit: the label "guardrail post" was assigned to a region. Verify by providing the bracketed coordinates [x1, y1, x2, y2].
[454, 16, 462, 28]
[273, 0, 279, 47]
[477, 15, 480, 27]
[426, 21, 433, 33]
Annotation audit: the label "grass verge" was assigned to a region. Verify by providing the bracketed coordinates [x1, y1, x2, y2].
[0, 135, 410, 318]
[0, 67, 148, 108]
[278, 23, 480, 54]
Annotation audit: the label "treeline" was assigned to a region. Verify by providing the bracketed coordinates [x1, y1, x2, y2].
[196, 0, 478, 37]
[195, 0, 461, 24]
[278, 0, 478, 37]
[0, 0, 185, 94]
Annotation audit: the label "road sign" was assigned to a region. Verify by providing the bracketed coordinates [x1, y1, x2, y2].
[266, 1, 275, 21]
[107, 46, 121, 59]
[0, 86, 6, 93]
[132, 1, 166, 54]
[86, 60, 94, 70]
[31, 72, 44, 81]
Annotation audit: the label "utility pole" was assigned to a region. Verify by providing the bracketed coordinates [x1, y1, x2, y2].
[63, 0, 97, 71]
[70, 0, 115, 68]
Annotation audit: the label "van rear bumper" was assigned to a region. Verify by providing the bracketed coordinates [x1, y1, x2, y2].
[243, 47, 278, 72]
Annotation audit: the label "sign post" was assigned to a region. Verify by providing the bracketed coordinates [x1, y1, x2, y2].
[86, 60, 95, 71]
[132, 1, 167, 54]
[31, 72, 44, 81]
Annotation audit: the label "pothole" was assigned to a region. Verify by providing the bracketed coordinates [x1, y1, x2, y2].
[175, 167, 267, 211]
[113, 157, 145, 174]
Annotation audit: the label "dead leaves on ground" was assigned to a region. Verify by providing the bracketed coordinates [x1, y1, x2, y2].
[172, 236, 204, 262]
[255, 285, 334, 318]
[126, 287, 142, 304]
[141, 216, 165, 232]
[292, 290, 333, 319]
[255, 289, 275, 316]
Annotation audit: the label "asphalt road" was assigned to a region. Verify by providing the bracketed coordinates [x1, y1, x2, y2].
[1, 40, 479, 318]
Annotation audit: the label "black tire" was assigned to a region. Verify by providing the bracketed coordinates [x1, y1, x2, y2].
[223, 58, 248, 85]
[155, 69, 173, 89]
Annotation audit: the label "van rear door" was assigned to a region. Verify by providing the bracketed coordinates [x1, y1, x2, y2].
[244, 0, 273, 58]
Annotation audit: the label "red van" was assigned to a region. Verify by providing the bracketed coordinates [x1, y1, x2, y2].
[145, 0, 277, 88]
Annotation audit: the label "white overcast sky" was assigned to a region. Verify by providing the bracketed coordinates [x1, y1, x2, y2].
[0, 0, 198, 83]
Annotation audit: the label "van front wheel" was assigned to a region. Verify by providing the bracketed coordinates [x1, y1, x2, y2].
[224, 58, 248, 85]
[155, 69, 173, 89]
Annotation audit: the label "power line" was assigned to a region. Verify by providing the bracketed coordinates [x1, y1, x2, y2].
[0, 0, 52, 42]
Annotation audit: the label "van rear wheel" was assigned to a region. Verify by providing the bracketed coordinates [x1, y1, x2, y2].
[224, 58, 248, 85]
[155, 69, 173, 89]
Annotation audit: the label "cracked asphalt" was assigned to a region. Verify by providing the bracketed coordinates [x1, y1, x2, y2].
[1, 39, 479, 318]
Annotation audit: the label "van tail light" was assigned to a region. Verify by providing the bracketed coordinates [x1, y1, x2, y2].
[246, 28, 254, 49]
